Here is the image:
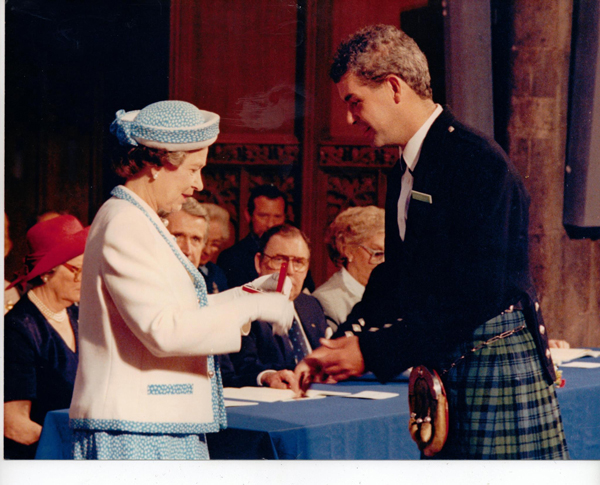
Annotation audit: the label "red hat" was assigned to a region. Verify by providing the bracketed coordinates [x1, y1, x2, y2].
[7, 215, 90, 290]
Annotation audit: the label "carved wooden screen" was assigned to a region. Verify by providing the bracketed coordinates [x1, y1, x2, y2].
[170, 0, 427, 285]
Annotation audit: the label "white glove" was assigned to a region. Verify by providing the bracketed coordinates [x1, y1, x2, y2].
[250, 273, 293, 298]
[206, 274, 293, 307]
[242, 292, 294, 336]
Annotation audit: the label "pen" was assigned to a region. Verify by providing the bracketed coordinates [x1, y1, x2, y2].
[276, 261, 288, 293]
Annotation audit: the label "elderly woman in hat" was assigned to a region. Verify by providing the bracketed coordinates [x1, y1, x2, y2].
[4, 215, 89, 459]
[69, 101, 293, 460]
[313, 206, 385, 332]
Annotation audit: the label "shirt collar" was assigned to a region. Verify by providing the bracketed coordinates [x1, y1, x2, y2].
[340, 266, 366, 295]
[400, 104, 443, 172]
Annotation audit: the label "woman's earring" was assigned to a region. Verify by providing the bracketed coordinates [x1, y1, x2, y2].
[42, 275, 49, 283]
[152, 171, 159, 181]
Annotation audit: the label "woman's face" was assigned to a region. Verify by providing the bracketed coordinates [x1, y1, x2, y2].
[344, 231, 385, 286]
[45, 254, 84, 305]
[154, 148, 208, 213]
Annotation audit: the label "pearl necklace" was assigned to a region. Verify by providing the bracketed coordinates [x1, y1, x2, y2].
[28, 290, 69, 323]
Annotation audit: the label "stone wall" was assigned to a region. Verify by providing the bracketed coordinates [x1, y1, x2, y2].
[508, 0, 600, 347]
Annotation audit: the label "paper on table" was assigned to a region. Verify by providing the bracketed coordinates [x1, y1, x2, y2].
[550, 348, 600, 364]
[345, 390, 399, 400]
[310, 390, 353, 397]
[224, 399, 259, 407]
[223, 387, 327, 402]
[560, 361, 600, 369]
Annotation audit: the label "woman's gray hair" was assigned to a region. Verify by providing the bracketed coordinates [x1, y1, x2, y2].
[330, 24, 432, 100]
[200, 203, 231, 241]
[326, 206, 385, 267]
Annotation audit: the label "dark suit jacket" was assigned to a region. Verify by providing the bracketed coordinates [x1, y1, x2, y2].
[222, 293, 328, 387]
[199, 261, 228, 294]
[217, 233, 260, 289]
[336, 108, 555, 384]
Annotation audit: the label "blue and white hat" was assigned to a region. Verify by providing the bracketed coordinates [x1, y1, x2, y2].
[110, 100, 220, 151]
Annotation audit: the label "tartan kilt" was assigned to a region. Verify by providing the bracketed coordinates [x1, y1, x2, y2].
[432, 310, 569, 459]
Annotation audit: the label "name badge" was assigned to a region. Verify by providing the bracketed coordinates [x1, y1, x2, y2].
[411, 190, 433, 204]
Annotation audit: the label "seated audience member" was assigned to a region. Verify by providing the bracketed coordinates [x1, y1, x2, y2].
[164, 198, 209, 270]
[313, 206, 385, 332]
[224, 224, 328, 390]
[5, 213, 20, 314]
[4, 215, 88, 459]
[218, 184, 287, 289]
[199, 203, 231, 294]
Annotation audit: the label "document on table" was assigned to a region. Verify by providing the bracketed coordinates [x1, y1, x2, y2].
[344, 390, 399, 400]
[224, 399, 259, 407]
[550, 348, 600, 364]
[560, 361, 600, 369]
[223, 387, 328, 402]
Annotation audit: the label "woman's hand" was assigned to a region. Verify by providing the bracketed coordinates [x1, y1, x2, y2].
[4, 401, 42, 446]
[249, 293, 294, 336]
[250, 274, 293, 298]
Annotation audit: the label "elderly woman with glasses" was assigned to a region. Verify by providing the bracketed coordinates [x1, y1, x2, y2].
[4, 215, 89, 459]
[313, 206, 385, 332]
[69, 101, 293, 460]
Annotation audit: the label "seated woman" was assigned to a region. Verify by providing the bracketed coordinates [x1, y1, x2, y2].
[313, 206, 384, 332]
[4, 215, 89, 459]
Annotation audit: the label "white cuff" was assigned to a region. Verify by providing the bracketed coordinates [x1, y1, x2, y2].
[257, 369, 277, 386]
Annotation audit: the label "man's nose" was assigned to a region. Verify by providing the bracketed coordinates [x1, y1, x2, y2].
[180, 238, 191, 256]
[346, 109, 356, 125]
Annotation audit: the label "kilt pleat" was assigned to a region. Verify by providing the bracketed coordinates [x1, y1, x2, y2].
[433, 310, 569, 459]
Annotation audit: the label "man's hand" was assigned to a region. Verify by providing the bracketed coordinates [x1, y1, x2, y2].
[294, 336, 365, 393]
[549, 339, 570, 349]
[260, 369, 301, 394]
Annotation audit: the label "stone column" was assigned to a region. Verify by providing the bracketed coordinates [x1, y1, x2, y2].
[508, 0, 600, 346]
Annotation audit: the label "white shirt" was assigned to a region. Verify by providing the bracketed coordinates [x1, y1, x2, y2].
[398, 104, 443, 240]
[313, 267, 365, 331]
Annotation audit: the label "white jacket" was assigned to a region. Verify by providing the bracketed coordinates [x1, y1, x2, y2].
[70, 187, 247, 434]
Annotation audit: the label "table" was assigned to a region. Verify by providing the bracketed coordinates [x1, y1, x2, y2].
[35, 356, 600, 460]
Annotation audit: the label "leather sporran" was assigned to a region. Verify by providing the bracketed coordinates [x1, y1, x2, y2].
[408, 365, 449, 457]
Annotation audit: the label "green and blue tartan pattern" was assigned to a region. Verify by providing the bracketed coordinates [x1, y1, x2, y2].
[434, 310, 569, 459]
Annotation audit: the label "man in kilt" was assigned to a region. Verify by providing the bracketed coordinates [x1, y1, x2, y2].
[295, 24, 568, 459]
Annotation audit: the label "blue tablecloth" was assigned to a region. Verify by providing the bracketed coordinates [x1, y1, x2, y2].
[35, 356, 600, 460]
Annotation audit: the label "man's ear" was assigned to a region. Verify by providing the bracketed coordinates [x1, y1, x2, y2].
[254, 253, 262, 274]
[386, 75, 403, 104]
[244, 209, 251, 224]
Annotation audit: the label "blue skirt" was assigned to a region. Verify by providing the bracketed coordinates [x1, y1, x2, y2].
[433, 310, 569, 459]
[73, 430, 209, 460]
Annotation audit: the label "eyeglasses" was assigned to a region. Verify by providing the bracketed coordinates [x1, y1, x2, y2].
[261, 253, 309, 272]
[62, 263, 83, 282]
[358, 245, 385, 264]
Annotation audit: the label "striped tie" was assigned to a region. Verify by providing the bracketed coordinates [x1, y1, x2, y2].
[287, 317, 310, 364]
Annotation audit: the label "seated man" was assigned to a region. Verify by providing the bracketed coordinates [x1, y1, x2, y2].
[217, 184, 286, 289]
[198, 203, 231, 294]
[224, 224, 328, 390]
[164, 198, 208, 270]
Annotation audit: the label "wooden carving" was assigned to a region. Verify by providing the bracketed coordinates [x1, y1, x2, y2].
[319, 145, 398, 168]
[210, 143, 299, 165]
